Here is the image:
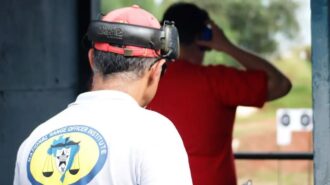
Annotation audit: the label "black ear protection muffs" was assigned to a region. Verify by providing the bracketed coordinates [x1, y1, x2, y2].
[87, 20, 180, 61]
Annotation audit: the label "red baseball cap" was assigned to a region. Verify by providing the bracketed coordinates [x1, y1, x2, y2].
[94, 5, 161, 58]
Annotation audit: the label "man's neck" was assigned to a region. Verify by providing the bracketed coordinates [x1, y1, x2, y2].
[91, 74, 147, 107]
[179, 46, 204, 65]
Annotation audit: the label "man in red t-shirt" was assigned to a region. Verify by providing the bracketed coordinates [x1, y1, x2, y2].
[148, 3, 292, 185]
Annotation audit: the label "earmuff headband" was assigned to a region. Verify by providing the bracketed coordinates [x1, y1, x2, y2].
[87, 21, 163, 49]
[87, 20, 180, 60]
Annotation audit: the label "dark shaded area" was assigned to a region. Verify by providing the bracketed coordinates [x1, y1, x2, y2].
[77, 1, 93, 93]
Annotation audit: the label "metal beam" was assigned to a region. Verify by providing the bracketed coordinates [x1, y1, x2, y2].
[312, 0, 330, 184]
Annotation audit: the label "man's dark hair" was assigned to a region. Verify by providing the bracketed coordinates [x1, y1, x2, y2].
[162, 3, 210, 45]
[93, 49, 155, 79]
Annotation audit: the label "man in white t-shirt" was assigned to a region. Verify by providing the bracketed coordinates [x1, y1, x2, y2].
[13, 5, 192, 185]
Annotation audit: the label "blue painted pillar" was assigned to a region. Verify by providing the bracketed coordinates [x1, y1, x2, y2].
[0, 0, 93, 184]
[312, 0, 330, 184]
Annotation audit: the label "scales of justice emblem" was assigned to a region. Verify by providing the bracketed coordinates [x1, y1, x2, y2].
[42, 136, 81, 182]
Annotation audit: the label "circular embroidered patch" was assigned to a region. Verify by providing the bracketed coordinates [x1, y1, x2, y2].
[27, 125, 108, 185]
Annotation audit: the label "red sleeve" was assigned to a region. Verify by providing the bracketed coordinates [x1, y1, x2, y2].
[204, 65, 268, 107]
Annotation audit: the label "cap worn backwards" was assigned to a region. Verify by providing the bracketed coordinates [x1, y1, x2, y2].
[94, 5, 161, 58]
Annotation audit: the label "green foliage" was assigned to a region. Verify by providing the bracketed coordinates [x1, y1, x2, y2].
[101, 0, 161, 19]
[184, 0, 299, 55]
[203, 50, 237, 66]
[267, 50, 312, 109]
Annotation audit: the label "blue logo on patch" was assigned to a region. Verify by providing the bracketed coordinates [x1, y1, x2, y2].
[27, 125, 108, 185]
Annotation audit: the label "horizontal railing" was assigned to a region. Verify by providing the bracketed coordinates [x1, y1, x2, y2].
[234, 152, 313, 160]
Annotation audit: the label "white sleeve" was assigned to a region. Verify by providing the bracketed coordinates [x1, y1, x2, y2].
[13, 161, 20, 185]
[139, 120, 193, 185]
[13, 140, 25, 185]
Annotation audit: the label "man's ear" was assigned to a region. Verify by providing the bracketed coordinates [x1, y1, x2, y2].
[88, 48, 95, 70]
[149, 59, 166, 80]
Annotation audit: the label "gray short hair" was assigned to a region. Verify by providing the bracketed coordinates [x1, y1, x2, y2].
[93, 49, 156, 80]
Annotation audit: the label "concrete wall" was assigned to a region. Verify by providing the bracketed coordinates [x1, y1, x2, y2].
[312, 0, 330, 184]
[0, 0, 91, 184]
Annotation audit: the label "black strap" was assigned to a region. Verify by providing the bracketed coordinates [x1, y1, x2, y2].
[87, 21, 163, 49]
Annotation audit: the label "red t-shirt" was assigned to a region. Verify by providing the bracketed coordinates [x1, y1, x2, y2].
[148, 60, 267, 185]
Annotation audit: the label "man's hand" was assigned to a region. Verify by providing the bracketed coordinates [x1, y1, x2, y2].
[196, 20, 232, 52]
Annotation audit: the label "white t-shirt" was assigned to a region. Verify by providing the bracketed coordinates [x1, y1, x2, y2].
[14, 90, 193, 185]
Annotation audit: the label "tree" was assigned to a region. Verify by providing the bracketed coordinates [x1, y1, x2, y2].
[101, 0, 160, 19]
[187, 0, 300, 55]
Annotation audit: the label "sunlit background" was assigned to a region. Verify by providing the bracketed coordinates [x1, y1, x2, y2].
[100, 0, 312, 184]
